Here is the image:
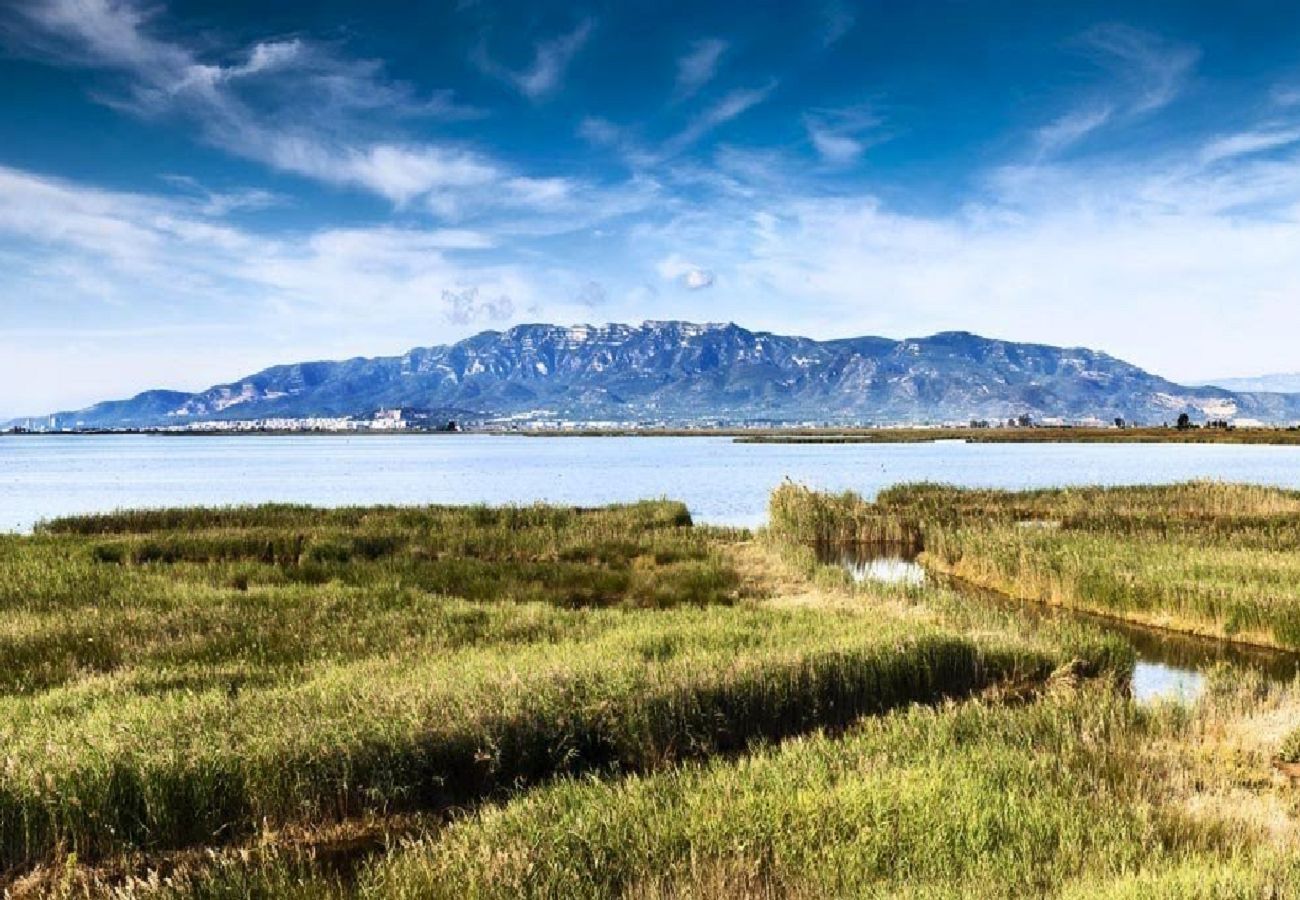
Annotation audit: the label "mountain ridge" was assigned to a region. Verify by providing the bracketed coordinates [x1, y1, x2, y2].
[1204, 373, 1300, 394]
[15, 321, 1300, 428]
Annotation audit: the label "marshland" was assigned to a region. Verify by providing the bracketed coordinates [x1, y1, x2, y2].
[4, 480, 1300, 898]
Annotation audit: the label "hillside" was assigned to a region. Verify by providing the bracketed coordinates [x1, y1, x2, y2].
[22, 322, 1300, 427]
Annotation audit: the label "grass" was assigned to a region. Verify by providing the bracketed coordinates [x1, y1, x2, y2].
[769, 480, 1300, 650]
[353, 690, 1221, 899]
[0, 499, 1125, 886]
[2, 608, 1061, 873]
[11, 486, 1300, 897]
[111, 677, 1300, 900]
[735, 426, 1300, 445]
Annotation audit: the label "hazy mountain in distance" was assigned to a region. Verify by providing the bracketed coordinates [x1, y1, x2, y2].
[1203, 374, 1300, 394]
[16, 321, 1300, 429]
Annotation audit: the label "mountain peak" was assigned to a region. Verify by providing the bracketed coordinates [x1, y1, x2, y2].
[16, 321, 1300, 429]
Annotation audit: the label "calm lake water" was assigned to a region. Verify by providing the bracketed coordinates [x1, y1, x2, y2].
[7, 434, 1300, 532]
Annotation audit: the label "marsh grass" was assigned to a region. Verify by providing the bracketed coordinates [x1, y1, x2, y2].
[14, 488, 1295, 898]
[93, 673, 1300, 900]
[351, 687, 1300, 900]
[735, 426, 1300, 446]
[0, 499, 1122, 881]
[770, 481, 1300, 649]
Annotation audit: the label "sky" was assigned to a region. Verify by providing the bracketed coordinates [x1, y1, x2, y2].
[3, 0, 1300, 417]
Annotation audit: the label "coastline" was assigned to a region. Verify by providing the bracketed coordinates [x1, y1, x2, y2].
[8, 425, 1300, 444]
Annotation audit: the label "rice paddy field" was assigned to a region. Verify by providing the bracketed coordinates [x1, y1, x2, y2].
[4, 485, 1300, 897]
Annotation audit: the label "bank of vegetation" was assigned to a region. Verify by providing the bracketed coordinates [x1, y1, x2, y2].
[6, 487, 1300, 897]
[770, 480, 1300, 650]
[737, 426, 1300, 445]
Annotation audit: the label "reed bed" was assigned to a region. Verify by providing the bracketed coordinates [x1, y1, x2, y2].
[193, 689, 1285, 900]
[736, 426, 1300, 445]
[0, 499, 1120, 882]
[1, 613, 1064, 874]
[770, 481, 1300, 649]
[767, 482, 923, 548]
[0, 502, 740, 697]
[85, 671, 1300, 900]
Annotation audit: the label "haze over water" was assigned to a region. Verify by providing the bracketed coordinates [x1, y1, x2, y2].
[7, 434, 1300, 532]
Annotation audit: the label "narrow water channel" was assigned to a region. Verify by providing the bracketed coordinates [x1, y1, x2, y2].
[818, 542, 1300, 704]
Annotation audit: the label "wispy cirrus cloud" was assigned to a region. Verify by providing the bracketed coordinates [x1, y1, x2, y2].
[2, 0, 613, 218]
[1199, 127, 1300, 165]
[578, 78, 777, 169]
[819, 0, 856, 47]
[1272, 84, 1300, 108]
[674, 38, 728, 99]
[1033, 103, 1114, 154]
[158, 175, 283, 216]
[1032, 25, 1199, 154]
[663, 80, 777, 156]
[1081, 23, 1200, 114]
[473, 19, 594, 100]
[803, 104, 885, 165]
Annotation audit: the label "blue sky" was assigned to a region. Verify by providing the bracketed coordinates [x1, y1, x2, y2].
[3, 1, 1300, 416]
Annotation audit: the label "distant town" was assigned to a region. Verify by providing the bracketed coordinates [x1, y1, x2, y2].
[2, 406, 1281, 436]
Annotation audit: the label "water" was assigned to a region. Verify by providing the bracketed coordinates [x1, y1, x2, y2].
[7, 434, 1300, 533]
[6, 433, 1300, 702]
[819, 543, 1300, 705]
[824, 544, 927, 587]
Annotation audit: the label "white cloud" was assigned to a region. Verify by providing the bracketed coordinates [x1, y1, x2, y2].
[664, 81, 777, 156]
[1272, 85, 1300, 108]
[227, 39, 303, 79]
[1034, 104, 1114, 153]
[577, 116, 623, 147]
[0, 164, 552, 415]
[1080, 24, 1199, 115]
[657, 254, 715, 290]
[803, 105, 885, 165]
[333, 145, 500, 205]
[1199, 127, 1300, 165]
[683, 268, 715, 289]
[674, 38, 728, 98]
[1029, 26, 1199, 159]
[627, 114, 1300, 383]
[159, 175, 282, 215]
[808, 129, 862, 165]
[4, 0, 573, 214]
[4, 1, 649, 230]
[473, 19, 594, 100]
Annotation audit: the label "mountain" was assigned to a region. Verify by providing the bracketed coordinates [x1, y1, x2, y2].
[18, 321, 1300, 428]
[1204, 373, 1300, 394]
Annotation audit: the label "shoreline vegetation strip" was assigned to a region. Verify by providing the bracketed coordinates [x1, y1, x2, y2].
[8, 483, 1300, 897]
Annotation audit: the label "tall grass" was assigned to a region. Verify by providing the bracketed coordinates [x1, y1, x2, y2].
[0, 606, 1075, 873]
[767, 482, 922, 548]
[40, 485, 1297, 899]
[0, 502, 741, 697]
[0, 499, 1127, 878]
[354, 688, 1295, 900]
[770, 481, 1300, 650]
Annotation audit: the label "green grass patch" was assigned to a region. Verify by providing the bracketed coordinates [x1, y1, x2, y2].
[769, 481, 1300, 650]
[0, 500, 1125, 878]
[352, 689, 1294, 900]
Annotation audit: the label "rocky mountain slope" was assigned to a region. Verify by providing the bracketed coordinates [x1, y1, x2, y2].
[25, 321, 1300, 427]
